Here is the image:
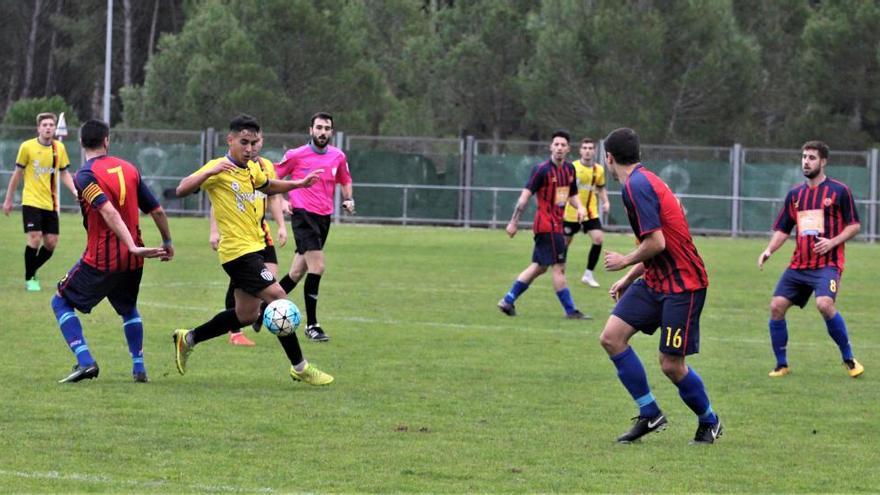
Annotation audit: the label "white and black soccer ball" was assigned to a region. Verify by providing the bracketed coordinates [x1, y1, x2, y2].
[262, 299, 301, 336]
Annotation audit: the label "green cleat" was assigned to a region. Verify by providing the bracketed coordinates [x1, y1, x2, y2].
[26, 278, 41, 292]
[172, 329, 193, 375]
[290, 362, 334, 386]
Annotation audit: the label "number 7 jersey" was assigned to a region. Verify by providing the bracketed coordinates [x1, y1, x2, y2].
[75, 155, 160, 272]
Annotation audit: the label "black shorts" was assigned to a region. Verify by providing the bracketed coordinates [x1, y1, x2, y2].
[22, 205, 59, 234]
[563, 218, 602, 236]
[222, 251, 275, 296]
[57, 260, 142, 315]
[261, 245, 278, 264]
[291, 208, 331, 254]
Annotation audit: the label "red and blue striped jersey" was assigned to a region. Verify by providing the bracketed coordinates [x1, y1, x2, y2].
[621, 164, 708, 293]
[75, 155, 160, 272]
[773, 178, 860, 272]
[524, 159, 577, 234]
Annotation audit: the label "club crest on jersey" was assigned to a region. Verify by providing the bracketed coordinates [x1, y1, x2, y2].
[824, 197, 832, 207]
[260, 268, 273, 281]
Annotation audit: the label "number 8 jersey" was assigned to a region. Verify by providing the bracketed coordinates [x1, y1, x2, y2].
[75, 155, 160, 272]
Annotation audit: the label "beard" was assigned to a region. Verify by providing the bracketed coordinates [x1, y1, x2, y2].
[803, 168, 820, 179]
[312, 135, 329, 148]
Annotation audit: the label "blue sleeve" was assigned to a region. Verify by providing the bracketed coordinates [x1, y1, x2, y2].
[75, 168, 108, 208]
[629, 176, 661, 237]
[137, 177, 160, 213]
[839, 185, 860, 225]
[525, 165, 544, 193]
[773, 190, 796, 233]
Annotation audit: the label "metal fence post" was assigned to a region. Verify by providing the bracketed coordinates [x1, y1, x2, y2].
[870, 148, 878, 242]
[402, 187, 409, 226]
[201, 127, 216, 216]
[730, 143, 742, 237]
[463, 135, 475, 228]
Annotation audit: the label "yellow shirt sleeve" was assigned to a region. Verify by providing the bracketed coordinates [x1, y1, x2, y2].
[597, 164, 606, 188]
[56, 141, 71, 170]
[193, 160, 220, 191]
[15, 142, 28, 167]
[250, 161, 269, 189]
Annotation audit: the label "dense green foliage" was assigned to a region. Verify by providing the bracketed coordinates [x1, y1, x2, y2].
[4, 0, 880, 146]
[2, 95, 78, 127]
[0, 215, 878, 491]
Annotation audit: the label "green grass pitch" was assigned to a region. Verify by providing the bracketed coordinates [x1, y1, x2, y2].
[0, 213, 877, 492]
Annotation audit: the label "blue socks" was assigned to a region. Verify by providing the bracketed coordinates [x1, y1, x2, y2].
[51, 295, 95, 367]
[675, 367, 717, 425]
[122, 308, 146, 375]
[503, 280, 529, 305]
[556, 288, 577, 315]
[825, 312, 854, 362]
[769, 319, 788, 367]
[610, 347, 661, 418]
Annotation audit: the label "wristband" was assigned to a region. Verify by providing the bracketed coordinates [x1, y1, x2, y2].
[162, 239, 173, 247]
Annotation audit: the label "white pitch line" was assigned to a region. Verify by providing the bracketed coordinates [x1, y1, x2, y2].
[0, 469, 274, 493]
[136, 300, 880, 349]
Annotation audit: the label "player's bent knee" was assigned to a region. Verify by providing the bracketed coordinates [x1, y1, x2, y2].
[816, 298, 836, 317]
[659, 356, 687, 381]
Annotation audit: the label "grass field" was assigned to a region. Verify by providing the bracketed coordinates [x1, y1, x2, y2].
[0, 213, 878, 493]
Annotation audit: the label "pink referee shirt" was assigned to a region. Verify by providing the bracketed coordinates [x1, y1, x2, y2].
[275, 143, 352, 216]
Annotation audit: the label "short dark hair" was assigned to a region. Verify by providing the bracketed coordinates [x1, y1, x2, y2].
[229, 114, 261, 134]
[551, 129, 571, 143]
[36, 112, 57, 126]
[79, 120, 110, 149]
[604, 127, 640, 165]
[580, 137, 595, 146]
[310, 112, 333, 128]
[802, 140, 829, 160]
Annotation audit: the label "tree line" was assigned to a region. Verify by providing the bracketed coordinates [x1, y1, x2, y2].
[2, 0, 879, 149]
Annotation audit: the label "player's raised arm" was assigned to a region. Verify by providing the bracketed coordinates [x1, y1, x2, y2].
[260, 169, 322, 195]
[176, 160, 238, 197]
[96, 202, 165, 258]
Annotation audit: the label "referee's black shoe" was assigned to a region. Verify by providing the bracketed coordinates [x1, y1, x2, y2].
[59, 363, 100, 383]
[617, 413, 667, 443]
[305, 324, 330, 342]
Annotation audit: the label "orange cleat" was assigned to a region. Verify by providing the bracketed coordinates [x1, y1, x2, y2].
[228, 331, 256, 347]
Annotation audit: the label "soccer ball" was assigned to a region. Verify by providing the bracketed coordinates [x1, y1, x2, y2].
[262, 299, 301, 336]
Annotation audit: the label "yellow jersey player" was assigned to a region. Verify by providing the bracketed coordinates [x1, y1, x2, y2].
[173, 114, 333, 386]
[563, 137, 610, 288]
[3, 112, 78, 291]
[208, 131, 288, 346]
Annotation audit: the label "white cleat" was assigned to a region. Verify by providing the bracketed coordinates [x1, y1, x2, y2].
[581, 270, 600, 288]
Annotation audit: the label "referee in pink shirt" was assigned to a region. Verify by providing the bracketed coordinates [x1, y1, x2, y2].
[273, 112, 354, 342]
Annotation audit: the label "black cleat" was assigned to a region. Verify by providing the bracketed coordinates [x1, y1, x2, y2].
[252, 302, 267, 333]
[59, 363, 100, 383]
[497, 299, 516, 316]
[691, 417, 723, 444]
[305, 324, 330, 342]
[617, 413, 668, 443]
[133, 371, 149, 383]
[565, 310, 592, 320]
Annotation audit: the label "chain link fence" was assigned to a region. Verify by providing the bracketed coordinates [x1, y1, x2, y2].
[2, 125, 878, 240]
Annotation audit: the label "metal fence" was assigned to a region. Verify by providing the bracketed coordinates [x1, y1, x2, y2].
[2, 125, 878, 240]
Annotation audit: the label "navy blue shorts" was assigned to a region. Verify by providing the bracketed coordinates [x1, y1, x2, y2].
[773, 267, 840, 308]
[612, 279, 706, 356]
[57, 260, 143, 315]
[532, 233, 567, 266]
